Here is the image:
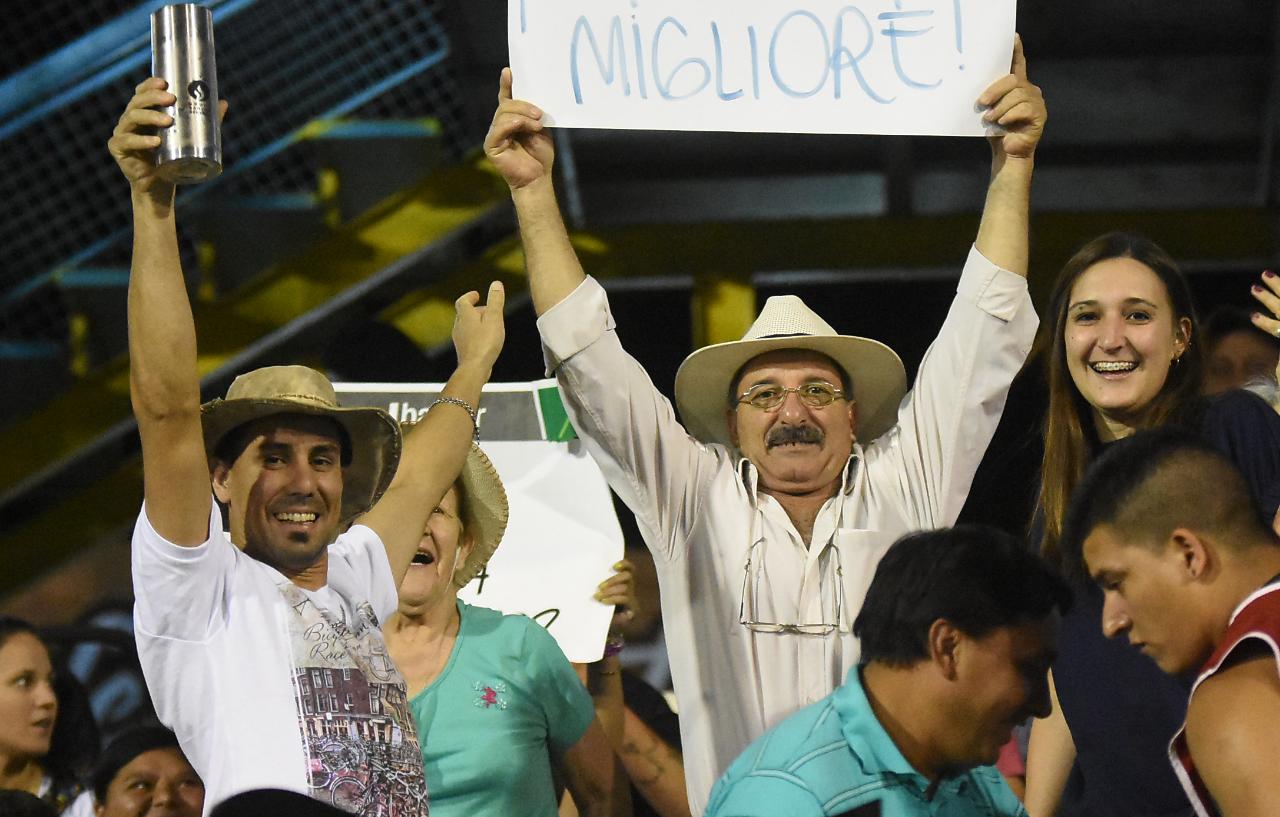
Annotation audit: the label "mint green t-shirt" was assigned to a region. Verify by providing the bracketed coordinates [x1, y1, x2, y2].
[409, 601, 595, 817]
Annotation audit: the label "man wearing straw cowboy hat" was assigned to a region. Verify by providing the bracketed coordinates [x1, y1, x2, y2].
[486, 35, 1045, 816]
[110, 80, 505, 815]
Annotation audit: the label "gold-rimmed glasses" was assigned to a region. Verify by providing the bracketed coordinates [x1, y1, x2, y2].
[739, 540, 843, 634]
[736, 381, 847, 412]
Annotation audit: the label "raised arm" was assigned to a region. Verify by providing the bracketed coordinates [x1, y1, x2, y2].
[359, 283, 505, 586]
[1025, 669, 1074, 817]
[485, 68, 583, 316]
[864, 36, 1043, 527]
[112, 78, 226, 546]
[974, 35, 1044, 278]
[486, 69, 719, 559]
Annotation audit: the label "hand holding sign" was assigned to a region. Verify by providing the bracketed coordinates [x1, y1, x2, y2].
[977, 35, 1045, 160]
[485, 68, 555, 192]
[595, 559, 638, 635]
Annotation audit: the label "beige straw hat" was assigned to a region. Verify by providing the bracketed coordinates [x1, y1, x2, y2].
[451, 443, 510, 588]
[674, 295, 907, 446]
[201, 365, 401, 523]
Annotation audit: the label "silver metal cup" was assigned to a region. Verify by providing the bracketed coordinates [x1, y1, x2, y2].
[151, 4, 221, 183]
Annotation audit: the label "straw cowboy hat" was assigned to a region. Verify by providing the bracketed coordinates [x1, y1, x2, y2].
[451, 443, 510, 588]
[674, 295, 908, 447]
[201, 365, 402, 523]
[396, 415, 510, 588]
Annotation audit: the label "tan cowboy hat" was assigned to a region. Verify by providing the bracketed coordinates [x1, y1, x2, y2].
[451, 443, 510, 588]
[201, 365, 402, 523]
[674, 295, 907, 447]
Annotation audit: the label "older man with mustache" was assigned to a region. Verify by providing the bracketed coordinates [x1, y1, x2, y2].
[486, 38, 1045, 816]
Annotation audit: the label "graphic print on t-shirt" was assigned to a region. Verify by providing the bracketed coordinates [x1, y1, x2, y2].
[281, 583, 430, 816]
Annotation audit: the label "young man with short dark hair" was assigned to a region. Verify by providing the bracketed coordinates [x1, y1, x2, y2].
[1063, 428, 1280, 817]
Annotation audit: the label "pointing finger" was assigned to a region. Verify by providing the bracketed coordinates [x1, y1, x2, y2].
[484, 281, 505, 313]
[500, 67, 513, 103]
[1011, 34, 1027, 80]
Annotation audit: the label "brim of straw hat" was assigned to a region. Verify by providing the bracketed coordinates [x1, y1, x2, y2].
[674, 334, 908, 447]
[453, 443, 509, 588]
[201, 397, 401, 524]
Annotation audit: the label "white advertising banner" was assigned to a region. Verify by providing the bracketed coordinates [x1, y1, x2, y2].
[509, 0, 1017, 135]
[335, 380, 622, 663]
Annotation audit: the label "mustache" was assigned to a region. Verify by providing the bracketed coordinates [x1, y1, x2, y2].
[766, 425, 824, 449]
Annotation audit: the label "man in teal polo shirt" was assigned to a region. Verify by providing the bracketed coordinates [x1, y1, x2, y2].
[706, 527, 1069, 816]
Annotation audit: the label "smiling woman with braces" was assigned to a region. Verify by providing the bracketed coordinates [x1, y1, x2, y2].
[1023, 232, 1280, 817]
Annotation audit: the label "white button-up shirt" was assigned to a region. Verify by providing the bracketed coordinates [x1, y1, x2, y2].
[537, 246, 1037, 816]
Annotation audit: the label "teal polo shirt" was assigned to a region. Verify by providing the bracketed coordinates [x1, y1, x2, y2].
[705, 667, 1026, 816]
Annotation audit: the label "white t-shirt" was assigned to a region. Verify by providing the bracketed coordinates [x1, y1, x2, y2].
[132, 498, 426, 816]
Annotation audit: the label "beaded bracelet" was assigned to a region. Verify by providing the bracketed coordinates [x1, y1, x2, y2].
[429, 396, 479, 440]
[603, 635, 625, 658]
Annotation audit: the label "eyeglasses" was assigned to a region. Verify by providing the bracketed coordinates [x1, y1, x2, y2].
[736, 381, 847, 411]
[739, 541, 843, 635]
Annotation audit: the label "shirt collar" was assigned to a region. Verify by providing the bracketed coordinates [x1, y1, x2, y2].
[834, 666, 929, 786]
[737, 446, 864, 505]
[835, 667, 985, 800]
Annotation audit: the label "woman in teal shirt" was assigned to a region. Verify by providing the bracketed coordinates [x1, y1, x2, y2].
[384, 444, 622, 817]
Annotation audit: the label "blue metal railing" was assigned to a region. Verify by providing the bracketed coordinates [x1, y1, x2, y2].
[0, 0, 252, 141]
[1, 0, 462, 334]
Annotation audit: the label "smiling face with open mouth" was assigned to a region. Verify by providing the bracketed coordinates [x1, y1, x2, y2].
[398, 484, 473, 614]
[0, 631, 58, 764]
[1064, 257, 1191, 439]
[213, 415, 345, 579]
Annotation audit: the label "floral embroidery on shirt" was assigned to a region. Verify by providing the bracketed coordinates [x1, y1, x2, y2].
[473, 681, 509, 709]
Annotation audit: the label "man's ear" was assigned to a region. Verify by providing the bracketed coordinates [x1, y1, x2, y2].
[927, 619, 962, 680]
[1170, 528, 1211, 580]
[211, 461, 232, 504]
[846, 398, 858, 442]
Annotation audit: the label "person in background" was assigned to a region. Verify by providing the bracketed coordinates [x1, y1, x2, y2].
[1201, 305, 1280, 395]
[210, 789, 351, 817]
[706, 526, 1069, 817]
[571, 565, 690, 817]
[80, 726, 202, 817]
[0, 618, 93, 814]
[1062, 429, 1280, 817]
[384, 445, 625, 817]
[1024, 234, 1280, 817]
[0, 790, 59, 817]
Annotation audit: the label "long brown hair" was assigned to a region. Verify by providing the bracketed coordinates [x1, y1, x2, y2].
[1037, 233, 1204, 566]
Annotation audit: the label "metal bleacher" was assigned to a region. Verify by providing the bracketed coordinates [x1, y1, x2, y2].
[0, 0, 524, 599]
[6, 0, 1280, 617]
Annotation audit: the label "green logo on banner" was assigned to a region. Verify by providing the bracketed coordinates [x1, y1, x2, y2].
[537, 386, 577, 442]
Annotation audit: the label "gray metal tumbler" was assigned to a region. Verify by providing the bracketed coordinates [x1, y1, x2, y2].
[151, 4, 221, 183]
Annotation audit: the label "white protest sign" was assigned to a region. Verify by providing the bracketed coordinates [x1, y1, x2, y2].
[509, 0, 1016, 136]
[334, 380, 622, 663]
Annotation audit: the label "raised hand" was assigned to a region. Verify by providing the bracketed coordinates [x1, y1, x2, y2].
[595, 560, 638, 636]
[109, 77, 228, 201]
[976, 36, 1045, 161]
[109, 78, 177, 199]
[1250, 272, 1280, 383]
[484, 68, 554, 191]
[452, 281, 506, 374]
